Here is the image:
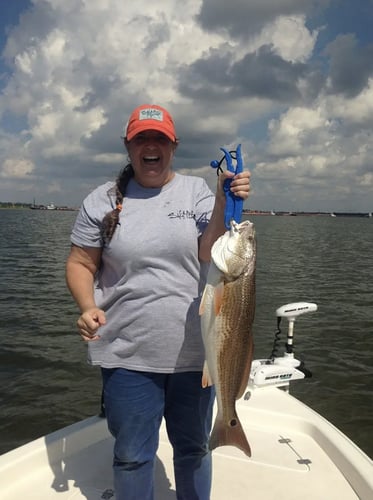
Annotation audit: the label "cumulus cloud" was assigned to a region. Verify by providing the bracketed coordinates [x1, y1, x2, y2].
[325, 34, 373, 97]
[2, 157, 34, 178]
[178, 45, 311, 102]
[196, 0, 329, 39]
[252, 15, 319, 63]
[254, 86, 373, 210]
[0, 0, 372, 212]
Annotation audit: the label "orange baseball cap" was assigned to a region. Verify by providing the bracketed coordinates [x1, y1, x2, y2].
[124, 104, 177, 142]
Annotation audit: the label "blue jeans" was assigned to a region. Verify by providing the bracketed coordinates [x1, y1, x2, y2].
[101, 368, 214, 500]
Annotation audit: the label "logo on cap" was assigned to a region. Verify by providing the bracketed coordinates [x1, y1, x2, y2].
[139, 108, 164, 122]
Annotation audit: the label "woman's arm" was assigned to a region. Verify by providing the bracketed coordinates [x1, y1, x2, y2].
[66, 245, 106, 341]
[198, 170, 251, 262]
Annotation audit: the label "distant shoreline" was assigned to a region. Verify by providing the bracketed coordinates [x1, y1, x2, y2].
[244, 210, 372, 218]
[0, 203, 78, 211]
[0, 205, 371, 217]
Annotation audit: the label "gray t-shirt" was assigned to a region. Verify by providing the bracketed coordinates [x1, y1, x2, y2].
[71, 173, 215, 373]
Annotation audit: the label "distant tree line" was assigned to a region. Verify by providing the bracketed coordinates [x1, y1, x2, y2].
[0, 202, 31, 209]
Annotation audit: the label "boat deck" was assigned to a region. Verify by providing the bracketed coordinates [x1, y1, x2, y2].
[1, 387, 372, 499]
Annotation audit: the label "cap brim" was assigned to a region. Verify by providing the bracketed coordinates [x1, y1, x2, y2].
[126, 122, 175, 142]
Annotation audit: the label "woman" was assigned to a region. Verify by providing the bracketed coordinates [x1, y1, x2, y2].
[66, 104, 250, 500]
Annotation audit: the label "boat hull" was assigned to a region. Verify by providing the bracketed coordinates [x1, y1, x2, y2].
[0, 387, 372, 499]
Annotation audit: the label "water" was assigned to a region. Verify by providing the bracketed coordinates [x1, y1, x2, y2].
[0, 210, 372, 458]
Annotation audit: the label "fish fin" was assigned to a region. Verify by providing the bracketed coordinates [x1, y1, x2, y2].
[199, 286, 208, 315]
[236, 334, 254, 399]
[213, 282, 225, 315]
[209, 412, 251, 457]
[202, 361, 213, 388]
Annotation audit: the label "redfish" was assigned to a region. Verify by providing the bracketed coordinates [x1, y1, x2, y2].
[200, 220, 256, 457]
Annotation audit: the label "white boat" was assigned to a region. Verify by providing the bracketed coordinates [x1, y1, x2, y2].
[0, 302, 372, 500]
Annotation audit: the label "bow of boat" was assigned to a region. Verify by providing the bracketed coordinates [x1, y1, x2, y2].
[0, 386, 372, 500]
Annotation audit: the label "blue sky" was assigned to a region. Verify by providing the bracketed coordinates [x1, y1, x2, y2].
[0, 1, 31, 47]
[0, 0, 373, 211]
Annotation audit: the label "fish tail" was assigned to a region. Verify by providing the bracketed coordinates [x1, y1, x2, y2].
[209, 414, 252, 457]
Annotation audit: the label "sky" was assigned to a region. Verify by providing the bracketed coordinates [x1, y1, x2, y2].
[0, 0, 373, 212]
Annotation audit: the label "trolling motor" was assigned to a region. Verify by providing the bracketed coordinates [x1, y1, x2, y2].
[248, 302, 318, 391]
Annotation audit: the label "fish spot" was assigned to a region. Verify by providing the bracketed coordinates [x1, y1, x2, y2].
[229, 419, 237, 427]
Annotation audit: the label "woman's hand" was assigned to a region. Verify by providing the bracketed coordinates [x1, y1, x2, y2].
[217, 170, 251, 201]
[77, 307, 106, 341]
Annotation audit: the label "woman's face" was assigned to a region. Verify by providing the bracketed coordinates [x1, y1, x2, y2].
[126, 130, 178, 188]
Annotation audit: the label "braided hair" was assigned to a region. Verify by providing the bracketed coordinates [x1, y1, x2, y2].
[101, 163, 134, 243]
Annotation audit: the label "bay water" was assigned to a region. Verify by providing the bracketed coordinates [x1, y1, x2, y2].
[0, 209, 372, 458]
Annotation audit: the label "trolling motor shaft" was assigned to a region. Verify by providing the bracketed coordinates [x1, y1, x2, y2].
[276, 302, 318, 358]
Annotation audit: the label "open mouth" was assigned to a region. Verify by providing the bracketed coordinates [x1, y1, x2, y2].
[143, 155, 160, 164]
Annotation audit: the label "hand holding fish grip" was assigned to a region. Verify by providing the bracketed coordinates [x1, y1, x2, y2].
[210, 144, 244, 229]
